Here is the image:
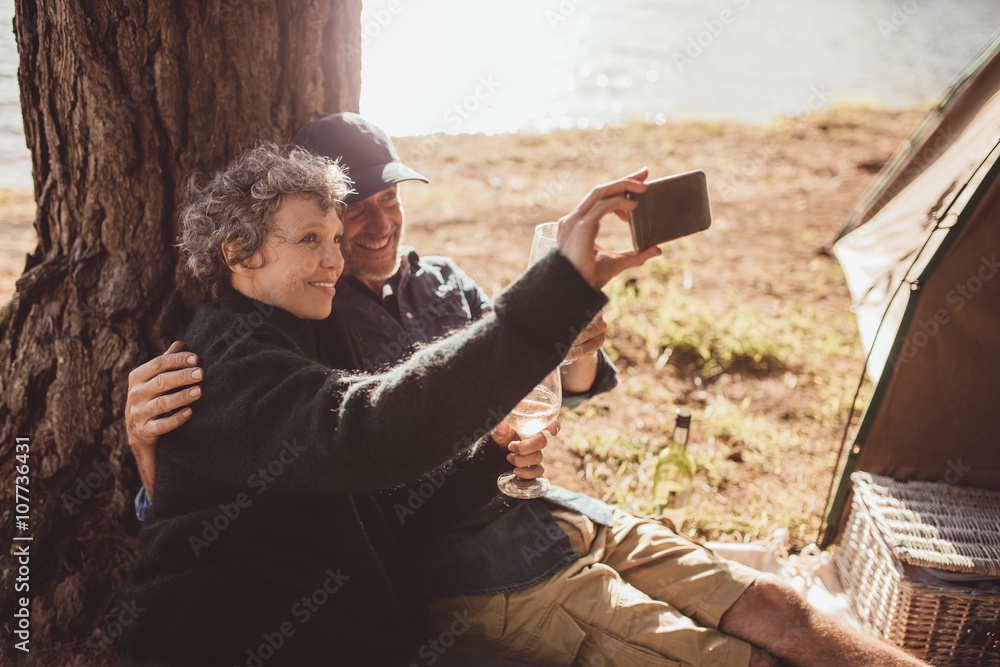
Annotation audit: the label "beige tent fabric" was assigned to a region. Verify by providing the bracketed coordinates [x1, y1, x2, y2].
[853, 172, 1000, 489]
[827, 171, 1000, 543]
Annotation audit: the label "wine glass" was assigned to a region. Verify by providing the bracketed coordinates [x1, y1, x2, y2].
[496, 222, 566, 499]
[528, 221, 559, 265]
[497, 368, 561, 498]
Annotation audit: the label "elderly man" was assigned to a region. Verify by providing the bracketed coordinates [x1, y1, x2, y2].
[126, 114, 928, 667]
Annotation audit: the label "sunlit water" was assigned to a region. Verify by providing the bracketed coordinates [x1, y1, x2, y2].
[2, 0, 999, 190]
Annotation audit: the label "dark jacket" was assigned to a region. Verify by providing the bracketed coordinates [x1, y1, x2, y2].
[120, 251, 607, 666]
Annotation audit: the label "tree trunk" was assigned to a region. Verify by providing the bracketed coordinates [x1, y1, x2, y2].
[0, 1, 361, 663]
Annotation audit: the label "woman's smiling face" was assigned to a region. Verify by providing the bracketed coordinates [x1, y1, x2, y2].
[229, 194, 345, 319]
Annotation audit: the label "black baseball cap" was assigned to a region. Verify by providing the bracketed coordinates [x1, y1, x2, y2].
[291, 113, 428, 204]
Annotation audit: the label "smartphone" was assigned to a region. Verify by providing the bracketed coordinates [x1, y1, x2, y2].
[627, 170, 712, 251]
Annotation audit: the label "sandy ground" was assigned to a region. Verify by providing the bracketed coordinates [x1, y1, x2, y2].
[0, 190, 36, 304]
[0, 107, 925, 547]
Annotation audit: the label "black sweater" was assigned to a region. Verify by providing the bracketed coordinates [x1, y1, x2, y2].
[120, 251, 607, 666]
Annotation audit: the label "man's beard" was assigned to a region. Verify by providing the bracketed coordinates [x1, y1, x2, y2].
[342, 227, 405, 283]
[343, 250, 403, 283]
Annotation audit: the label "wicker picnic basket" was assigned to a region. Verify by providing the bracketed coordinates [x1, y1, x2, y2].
[835, 472, 1000, 665]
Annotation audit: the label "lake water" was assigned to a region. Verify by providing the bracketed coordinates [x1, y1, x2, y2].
[2, 0, 999, 191]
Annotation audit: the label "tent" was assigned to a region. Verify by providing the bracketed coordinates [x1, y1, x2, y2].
[822, 30, 1000, 543]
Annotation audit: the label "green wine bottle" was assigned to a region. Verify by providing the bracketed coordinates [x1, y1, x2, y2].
[652, 408, 695, 528]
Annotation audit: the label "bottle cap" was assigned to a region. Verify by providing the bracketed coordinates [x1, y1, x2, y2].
[675, 408, 691, 428]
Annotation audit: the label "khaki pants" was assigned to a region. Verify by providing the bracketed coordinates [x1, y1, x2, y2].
[428, 507, 758, 667]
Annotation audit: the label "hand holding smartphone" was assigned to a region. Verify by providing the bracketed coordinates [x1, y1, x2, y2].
[627, 170, 712, 250]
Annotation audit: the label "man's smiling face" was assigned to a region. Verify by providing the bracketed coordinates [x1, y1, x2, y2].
[340, 184, 405, 290]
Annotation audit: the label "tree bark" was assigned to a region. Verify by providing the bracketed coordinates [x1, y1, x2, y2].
[0, 1, 361, 663]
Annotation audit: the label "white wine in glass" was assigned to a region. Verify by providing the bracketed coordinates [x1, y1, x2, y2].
[505, 384, 560, 436]
[497, 369, 561, 498]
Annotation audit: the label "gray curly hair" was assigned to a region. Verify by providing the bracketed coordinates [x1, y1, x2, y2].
[179, 143, 353, 298]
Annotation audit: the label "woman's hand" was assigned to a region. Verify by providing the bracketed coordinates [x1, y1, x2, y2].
[557, 167, 662, 288]
[493, 419, 559, 480]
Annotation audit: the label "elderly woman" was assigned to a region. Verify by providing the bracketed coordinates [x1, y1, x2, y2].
[120, 144, 656, 665]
